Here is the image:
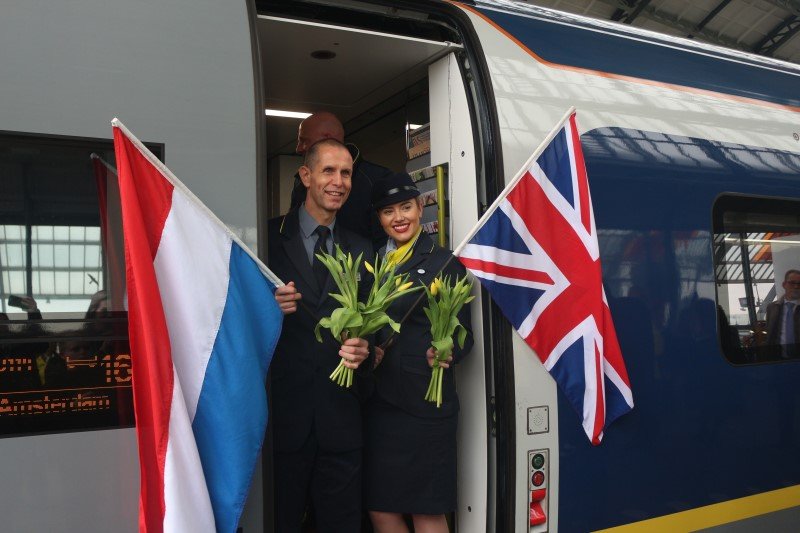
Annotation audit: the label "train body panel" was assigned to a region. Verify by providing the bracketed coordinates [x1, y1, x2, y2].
[461, 2, 800, 531]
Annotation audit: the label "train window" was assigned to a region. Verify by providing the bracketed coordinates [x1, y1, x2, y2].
[713, 194, 800, 364]
[0, 132, 160, 437]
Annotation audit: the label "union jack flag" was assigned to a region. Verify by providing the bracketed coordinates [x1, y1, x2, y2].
[456, 110, 633, 444]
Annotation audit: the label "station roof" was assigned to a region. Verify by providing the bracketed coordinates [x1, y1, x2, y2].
[521, 0, 800, 64]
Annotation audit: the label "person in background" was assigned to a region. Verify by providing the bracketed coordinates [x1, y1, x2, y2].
[363, 172, 474, 533]
[765, 269, 800, 359]
[289, 111, 392, 249]
[1, 296, 66, 389]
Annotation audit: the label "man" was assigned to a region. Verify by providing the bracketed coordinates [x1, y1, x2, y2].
[290, 111, 392, 249]
[765, 269, 800, 359]
[269, 138, 373, 532]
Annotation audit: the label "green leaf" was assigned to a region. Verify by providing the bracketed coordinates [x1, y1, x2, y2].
[328, 307, 354, 338]
[432, 337, 453, 358]
[344, 310, 364, 329]
[330, 293, 350, 307]
[456, 323, 468, 349]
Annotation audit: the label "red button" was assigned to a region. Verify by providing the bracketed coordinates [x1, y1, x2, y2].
[530, 501, 546, 526]
[532, 471, 545, 487]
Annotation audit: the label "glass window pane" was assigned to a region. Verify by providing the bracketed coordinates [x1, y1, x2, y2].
[0, 132, 165, 436]
[69, 272, 84, 294]
[7, 244, 24, 267]
[8, 271, 25, 294]
[5, 225, 22, 240]
[53, 226, 69, 240]
[37, 225, 53, 240]
[54, 272, 69, 295]
[40, 270, 55, 295]
[37, 244, 54, 267]
[53, 244, 69, 268]
[69, 226, 85, 240]
[713, 195, 800, 364]
[85, 244, 101, 268]
[69, 245, 84, 268]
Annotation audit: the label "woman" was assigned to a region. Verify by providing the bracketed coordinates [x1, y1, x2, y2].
[364, 172, 474, 533]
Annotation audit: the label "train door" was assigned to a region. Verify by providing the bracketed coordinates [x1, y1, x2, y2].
[0, 1, 265, 531]
[255, 1, 508, 531]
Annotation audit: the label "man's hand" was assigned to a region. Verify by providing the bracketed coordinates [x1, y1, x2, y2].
[20, 296, 38, 313]
[373, 345, 385, 368]
[339, 337, 369, 370]
[275, 282, 301, 314]
[426, 347, 452, 369]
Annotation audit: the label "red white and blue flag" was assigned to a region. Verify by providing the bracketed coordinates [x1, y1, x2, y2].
[113, 119, 283, 532]
[456, 109, 633, 444]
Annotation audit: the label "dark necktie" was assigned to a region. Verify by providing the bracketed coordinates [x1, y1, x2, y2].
[313, 225, 331, 290]
[784, 302, 795, 346]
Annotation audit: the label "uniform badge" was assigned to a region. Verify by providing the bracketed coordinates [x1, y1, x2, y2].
[417, 269, 425, 274]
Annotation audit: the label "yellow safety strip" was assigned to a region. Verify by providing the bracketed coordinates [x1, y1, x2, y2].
[594, 484, 800, 532]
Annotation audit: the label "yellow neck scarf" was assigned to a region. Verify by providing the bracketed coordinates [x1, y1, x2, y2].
[385, 228, 422, 267]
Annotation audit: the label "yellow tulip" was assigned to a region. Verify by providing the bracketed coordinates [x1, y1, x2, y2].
[430, 280, 439, 296]
[398, 281, 414, 292]
[364, 261, 374, 274]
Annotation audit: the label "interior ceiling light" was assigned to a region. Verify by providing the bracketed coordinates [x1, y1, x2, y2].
[265, 109, 311, 119]
[310, 50, 336, 60]
[407, 123, 423, 130]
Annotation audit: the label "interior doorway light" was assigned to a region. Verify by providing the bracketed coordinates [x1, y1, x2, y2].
[265, 109, 312, 119]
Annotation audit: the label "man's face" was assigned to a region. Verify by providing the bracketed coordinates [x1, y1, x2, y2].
[299, 145, 353, 218]
[783, 272, 800, 300]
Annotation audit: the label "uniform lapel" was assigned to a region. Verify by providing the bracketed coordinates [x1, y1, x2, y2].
[279, 210, 321, 305]
[396, 232, 435, 278]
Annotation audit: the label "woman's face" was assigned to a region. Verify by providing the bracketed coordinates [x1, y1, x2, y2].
[378, 198, 423, 245]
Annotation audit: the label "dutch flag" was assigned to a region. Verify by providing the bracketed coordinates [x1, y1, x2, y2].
[113, 119, 283, 532]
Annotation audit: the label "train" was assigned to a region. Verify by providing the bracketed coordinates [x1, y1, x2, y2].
[1, 0, 799, 531]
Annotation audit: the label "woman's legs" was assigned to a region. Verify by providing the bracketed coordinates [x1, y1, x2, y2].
[411, 514, 448, 533]
[369, 511, 409, 533]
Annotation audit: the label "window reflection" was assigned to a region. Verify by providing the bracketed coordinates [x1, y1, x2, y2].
[713, 195, 800, 364]
[0, 133, 159, 436]
[1, 224, 105, 313]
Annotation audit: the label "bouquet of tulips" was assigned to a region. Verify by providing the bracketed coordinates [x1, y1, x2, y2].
[314, 246, 420, 387]
[423, 275, 474, 407]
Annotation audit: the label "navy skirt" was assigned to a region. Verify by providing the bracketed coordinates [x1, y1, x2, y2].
[363, 398, 458, 514]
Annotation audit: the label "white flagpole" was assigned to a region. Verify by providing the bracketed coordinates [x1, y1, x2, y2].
[452, 106, 576, 256]
[111, 118, 284, 287]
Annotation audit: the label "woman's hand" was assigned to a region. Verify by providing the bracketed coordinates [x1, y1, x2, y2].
[274, 282, 301, 314]
[373, 345, 385, 368]
[426, 347, 452, 369]
[340, 337, 369, 370]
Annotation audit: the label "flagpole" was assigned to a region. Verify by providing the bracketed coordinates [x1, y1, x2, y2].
[452, 106, 576, 256]
[90, 153, 118, 176]
[111, 118, 284, 287]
